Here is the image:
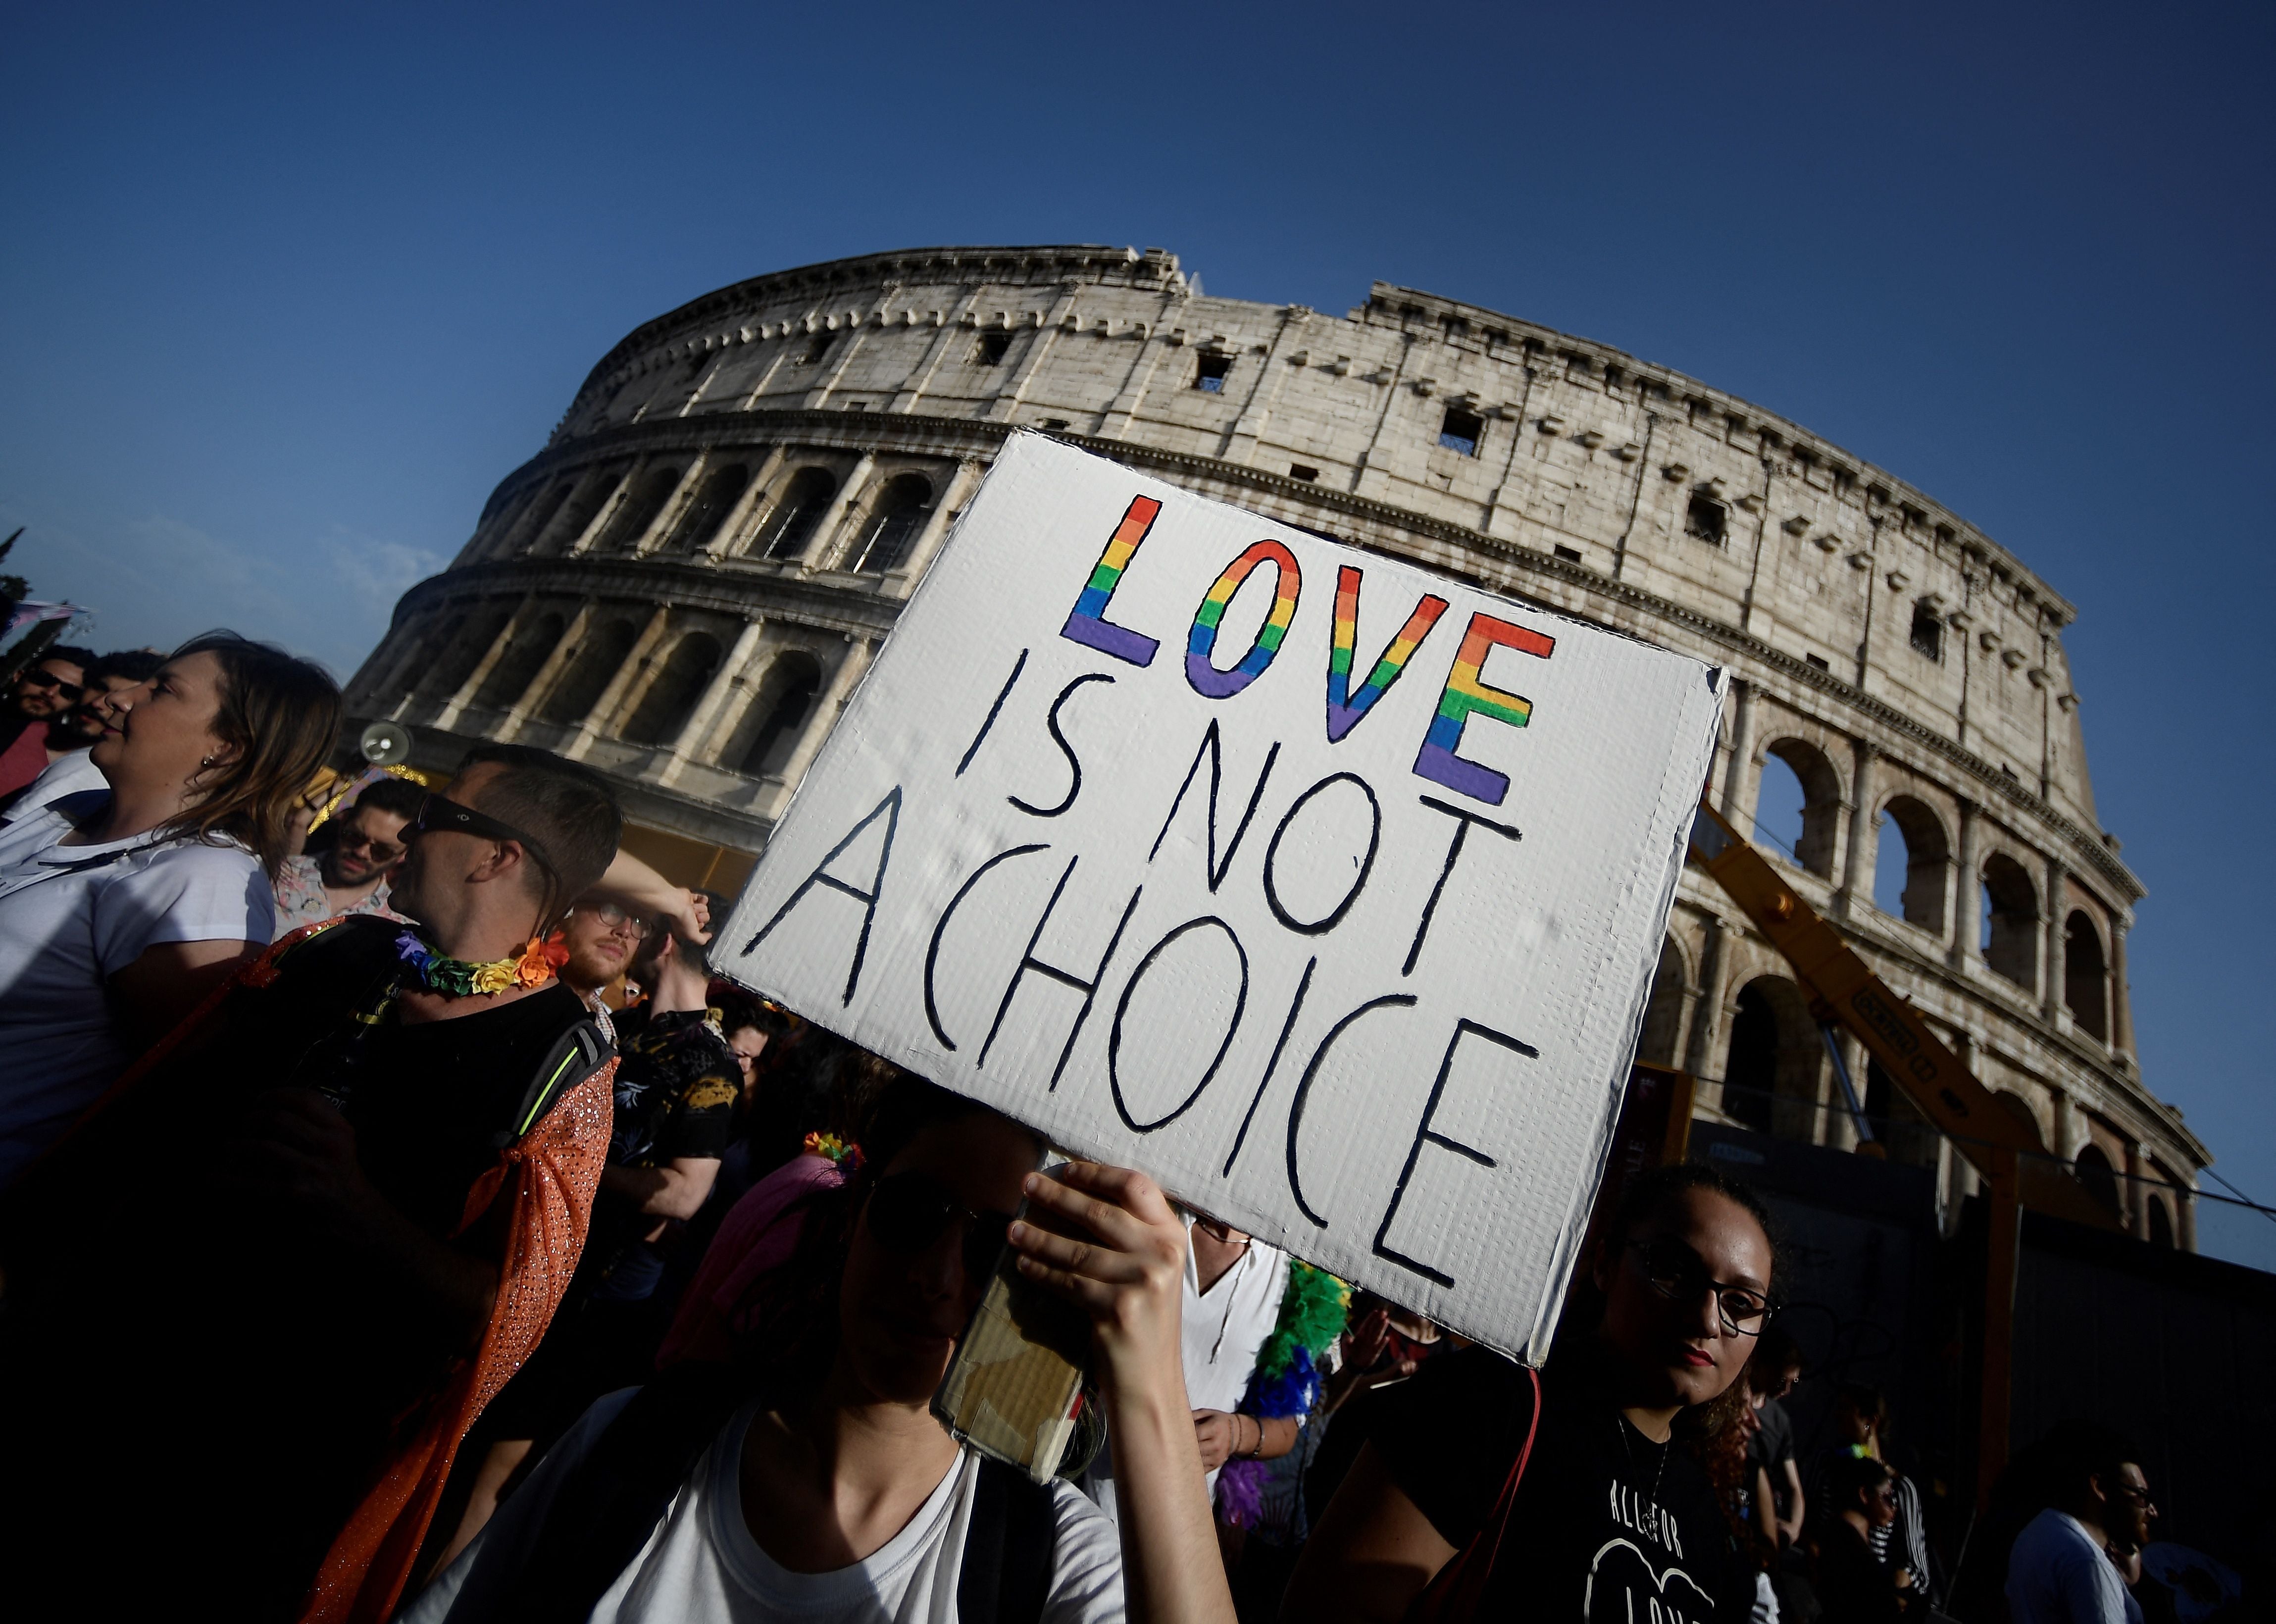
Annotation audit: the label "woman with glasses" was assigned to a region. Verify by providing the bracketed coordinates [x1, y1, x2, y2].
[406, 1068, 1237, 1624]
[0, 630, 337, 1185]
[1282, 1162, 1777, 1624]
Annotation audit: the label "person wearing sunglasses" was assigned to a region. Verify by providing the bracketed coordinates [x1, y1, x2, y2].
[0, 643, 96, 799]
[2007, 1423, 2157, 1624]
[1285, 1162, 1776, 1624]
[405, 1067, 1239, 1624]
[0, 649, 166, 823]
[0, 741, 629, 1624]
[1816, 1453, 1917, 1624]
[271, 775, 425, 930]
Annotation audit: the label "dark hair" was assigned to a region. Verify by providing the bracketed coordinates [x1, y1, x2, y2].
[1607, 1161, 1782, 1287]
[1834, 1381, 1888, 1430]
[348, 775, 427, 823]
[87, 650, 164, 686]
[673, 888, 731, 974]
[1753, 1323, 1802, 1383]
[1827, 1451, 1893, 1506]
[158, 632, 342, 879]
[731, 1068, 1029, 1397]
[37, 645, 98, 673]
[455, 743, 622, 926]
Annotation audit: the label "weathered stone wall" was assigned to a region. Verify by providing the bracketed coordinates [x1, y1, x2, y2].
[347, 244, 2204, 1243]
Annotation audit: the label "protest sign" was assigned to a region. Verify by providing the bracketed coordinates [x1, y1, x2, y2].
[718, 434, 1722, 1359]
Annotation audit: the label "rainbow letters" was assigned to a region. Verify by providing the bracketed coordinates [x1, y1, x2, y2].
[1061, 495, 1164, 666]
[1326, 565, 1448, 744]
[1187, 541, 1302, 699]
[1412, 613, 1556, 805]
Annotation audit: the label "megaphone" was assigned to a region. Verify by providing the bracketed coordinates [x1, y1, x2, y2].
[359, 721, 412, 766]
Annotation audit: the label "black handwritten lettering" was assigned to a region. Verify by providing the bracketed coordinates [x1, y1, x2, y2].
[1146, 719, 1281, 892]
[1008, 672, 1115, 819]
[739, 787, 901, 1005]
[1402, 794, 1522, 976]
[975, 852, 1146, 1091]
[1286, 993, 1418, 1226]
[955, 648, 1028, 777]
[1262, 771, 1381, 936]
[923, 842, 1050, 1049]
[1109, 917, 1251, 1132]
[1373, 1018, 1536, 1286]
[1224, 957, 1315, 1176]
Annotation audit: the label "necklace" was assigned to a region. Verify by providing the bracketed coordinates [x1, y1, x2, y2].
[1615, 1413, 1670, 1503]
[393, 929, 556, 997]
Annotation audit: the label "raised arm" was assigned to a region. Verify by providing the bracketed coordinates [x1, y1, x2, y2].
[1279, 1440, 1454, 1623]
[1010, 1161, 1236, 1624]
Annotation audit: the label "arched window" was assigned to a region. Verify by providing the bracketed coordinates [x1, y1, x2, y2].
[623, 632, 723, 746]
[2064, 910, 2109, 1039]
[2146, 1194, 2175, 1248]
[502, 479, 577, 558]
[1724, 976, 1819, 1141]
[539, 619, 639, 726]
[533, 463, 628, 556]
[2074, 1143, 2122, 1217]
[757, 468, 839, 560]
[1872, 796, 1951, 932]
[738, 652, 823, 776]
[845, 474, 934, 574]
[425, 607, 513, 702]
[659, 463, 751, 555]
[1637, 937, 1688, 1067]
[1754, 741, 1841, 877]
[1981, 854, 2039, 988]
[592, 464, 684, 554]
[475, 612, 565, 711]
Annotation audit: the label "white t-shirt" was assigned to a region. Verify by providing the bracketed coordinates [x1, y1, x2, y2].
[406, 1391, 1126, 1624]
[0, 791, 274, 1186]
[1, 748, 105, 823]
[2007, 1509, 2143, 1624]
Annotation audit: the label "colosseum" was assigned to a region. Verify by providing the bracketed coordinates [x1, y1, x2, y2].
[346, 243, 2204, 1247]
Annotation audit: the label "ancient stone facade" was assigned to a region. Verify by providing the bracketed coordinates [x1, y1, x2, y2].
[346, 244, 2204, 1244]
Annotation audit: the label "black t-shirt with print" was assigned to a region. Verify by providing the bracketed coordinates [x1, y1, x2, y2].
[1369, 1344, 1749, 1624]
[604, 1005, 740, 1167]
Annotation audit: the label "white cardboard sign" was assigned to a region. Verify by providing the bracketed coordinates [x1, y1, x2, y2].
[719, 435, 1722, 1360]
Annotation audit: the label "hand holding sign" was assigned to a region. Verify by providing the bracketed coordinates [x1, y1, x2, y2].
[721, 435, 1721, 1360]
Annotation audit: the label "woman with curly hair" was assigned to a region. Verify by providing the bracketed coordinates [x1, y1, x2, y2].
[0, 629, 337, 1183]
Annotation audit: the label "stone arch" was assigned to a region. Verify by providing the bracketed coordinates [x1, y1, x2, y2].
[2064, 909, 2109, 1040]
[622, 631, 723, 745]
[532, 463, 628, 556]
[1637, 935, 1689, 1067]
[427, 605, 514, 702]
[2074, 1142, 2122, 1218]
[736, 650, 825, 776]
[474, 611, 565, 712]
[2146, 1191, 2175, 1248]
[1991, 1087, 2046, 1146]
[538, 617, 639, 726]
[592, 463, 684, 553]
[500, 477, 577, 558]
[1873, 794, 1951, 933]
[659, 461, 751, 555]
[1756, 739, 1842, 877]
[755, 467, 840, 560]
[844, 473, 934, 574]
[1981, 852, 2039, 988]
[1723, 974, 1821, 1141]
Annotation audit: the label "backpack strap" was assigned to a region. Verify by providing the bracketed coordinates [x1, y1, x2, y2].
[495, 1362, 748, 1624]
[1406, 1364, 1541, 1624]
[495, 1016, 614, 1149]
[959, 1456, 1058, 1624]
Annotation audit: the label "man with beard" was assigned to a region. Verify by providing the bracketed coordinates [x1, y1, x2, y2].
[273, 776, 426, 929]
[0, 649, 164, 819]
[0, 643, 97, 798]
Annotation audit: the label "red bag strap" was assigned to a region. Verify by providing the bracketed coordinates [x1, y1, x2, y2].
[1407, 1365, 1542, 1624]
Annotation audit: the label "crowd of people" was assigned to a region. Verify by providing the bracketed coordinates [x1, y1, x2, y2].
[0, 629, 2200, 1624]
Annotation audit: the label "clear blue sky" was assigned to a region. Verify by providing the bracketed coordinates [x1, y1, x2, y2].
[4, 1, 2270, 1267]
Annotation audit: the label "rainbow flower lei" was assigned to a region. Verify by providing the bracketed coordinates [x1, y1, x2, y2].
[394, 930, 557, 997]
[802, 1131, 864, 1171]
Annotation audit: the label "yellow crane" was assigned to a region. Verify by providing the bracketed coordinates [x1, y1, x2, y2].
[1685, 798, 2117, 1504]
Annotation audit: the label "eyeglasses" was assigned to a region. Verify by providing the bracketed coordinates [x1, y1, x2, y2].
[334, 826, 408, 864]
[413, 792, 556, 882]
[865, 1170, 1014, 1282]
[570, 899, 651, 939]
[1626, 1236, 1776, 1336]
[19, 670, 84, 702]
[2113, 1482, 2156, 1509]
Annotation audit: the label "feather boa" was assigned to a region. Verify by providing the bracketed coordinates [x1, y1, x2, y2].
[1217, 1261, 1351, 1529]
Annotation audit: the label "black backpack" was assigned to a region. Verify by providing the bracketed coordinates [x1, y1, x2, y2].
[492, 1362, 1059, 1624]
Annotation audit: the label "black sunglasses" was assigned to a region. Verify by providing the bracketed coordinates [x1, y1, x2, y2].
[20, 670, 84, 702]
[413, 792, 556, 879]
[865, 1170, 1014, 1282]
[1626, 1236, 1776, 1336]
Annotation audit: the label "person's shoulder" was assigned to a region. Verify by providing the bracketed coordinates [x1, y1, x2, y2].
[260, 912, 405, 983]
[1041, 1473, 1127, 1622]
